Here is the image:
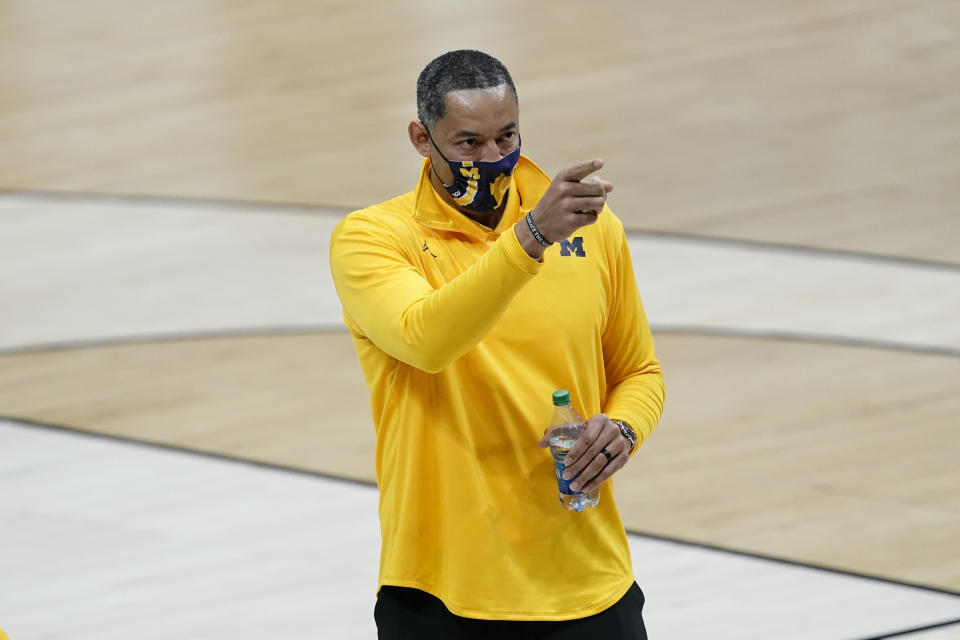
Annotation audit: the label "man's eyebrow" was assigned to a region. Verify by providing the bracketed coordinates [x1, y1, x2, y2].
[451, 123, 518, 138]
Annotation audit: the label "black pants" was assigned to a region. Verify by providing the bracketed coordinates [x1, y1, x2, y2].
[375, 582, 648, 640]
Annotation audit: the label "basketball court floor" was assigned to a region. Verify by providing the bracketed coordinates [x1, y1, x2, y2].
[1, 1, 959, 638]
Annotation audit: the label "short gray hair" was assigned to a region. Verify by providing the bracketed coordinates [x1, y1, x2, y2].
[416, 50, 518, 128]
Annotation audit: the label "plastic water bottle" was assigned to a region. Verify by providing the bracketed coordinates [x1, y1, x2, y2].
[545, 389, 600, 512]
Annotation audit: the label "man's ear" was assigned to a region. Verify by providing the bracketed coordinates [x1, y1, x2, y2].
[408, 121, 432, 158]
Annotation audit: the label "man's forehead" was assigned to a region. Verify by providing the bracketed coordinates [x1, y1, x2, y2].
[444, 84, 512, 107]
[436, 84, 518, 132]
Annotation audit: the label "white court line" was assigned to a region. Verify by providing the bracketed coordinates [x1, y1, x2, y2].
[1, 420, 958, 640]
[1, 194, 959, 353]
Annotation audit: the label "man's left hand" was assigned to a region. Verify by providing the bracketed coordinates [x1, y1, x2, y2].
[537, 413, 631, 493]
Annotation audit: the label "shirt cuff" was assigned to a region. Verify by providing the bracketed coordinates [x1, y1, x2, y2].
[503, 226, 545, 274]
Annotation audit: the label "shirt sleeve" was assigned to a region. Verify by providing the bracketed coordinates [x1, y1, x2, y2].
[601, 224, 666, 453]
[329, 214, 542, 374]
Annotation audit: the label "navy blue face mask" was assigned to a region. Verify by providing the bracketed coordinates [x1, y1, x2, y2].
[426, 127, 521, 212]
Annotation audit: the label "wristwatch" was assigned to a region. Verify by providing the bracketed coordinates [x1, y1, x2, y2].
[613, 420, 638, 453]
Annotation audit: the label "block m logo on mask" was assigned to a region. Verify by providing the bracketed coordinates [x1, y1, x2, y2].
[559, 237, 586, 257]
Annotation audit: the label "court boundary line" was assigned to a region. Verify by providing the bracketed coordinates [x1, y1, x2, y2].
[3, 413, 959, 601]
[622, 526, 960, 600]
[654, 326, 960, 359]
[0, 325, 344, 357]
[852, 616, 960, 639]
[2, 188, 958, 273]
[1, 325, 958, 360]
[0, 413, 376, 490]
[621, 228, 960, 275]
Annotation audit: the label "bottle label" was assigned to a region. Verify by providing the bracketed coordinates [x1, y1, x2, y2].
[554, 460, 580, 495]
[549, 434, 580, 495]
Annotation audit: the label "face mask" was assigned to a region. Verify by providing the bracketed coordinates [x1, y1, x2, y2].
[426, 128, 521, 212]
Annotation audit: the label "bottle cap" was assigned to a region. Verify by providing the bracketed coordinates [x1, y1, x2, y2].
[552, 389, 571, 406]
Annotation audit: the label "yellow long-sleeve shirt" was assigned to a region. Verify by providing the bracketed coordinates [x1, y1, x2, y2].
[329, 155, 665, 621]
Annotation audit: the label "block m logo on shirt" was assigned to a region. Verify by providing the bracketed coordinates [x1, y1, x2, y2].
[559, 237, 586, 257]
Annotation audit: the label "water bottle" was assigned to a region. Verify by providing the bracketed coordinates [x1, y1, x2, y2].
[544, 389, 600, 512]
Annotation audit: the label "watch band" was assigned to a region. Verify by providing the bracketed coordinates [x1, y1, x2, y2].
[613, 420, 638, 452]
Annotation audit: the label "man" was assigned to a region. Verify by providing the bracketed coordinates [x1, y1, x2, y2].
[329, 50, 664, 639]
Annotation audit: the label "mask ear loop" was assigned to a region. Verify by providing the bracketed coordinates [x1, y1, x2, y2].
[422, 123, 456, 188]
[505, 135, 522, 171]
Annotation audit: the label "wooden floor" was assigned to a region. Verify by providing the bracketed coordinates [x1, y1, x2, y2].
[1, 1, 959, 637]
[0, 0, 958, 261]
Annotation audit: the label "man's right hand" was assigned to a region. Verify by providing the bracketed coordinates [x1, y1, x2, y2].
[515, 159, 613, 259]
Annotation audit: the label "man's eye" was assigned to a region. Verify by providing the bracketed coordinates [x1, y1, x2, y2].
[459, 139, 475, 147]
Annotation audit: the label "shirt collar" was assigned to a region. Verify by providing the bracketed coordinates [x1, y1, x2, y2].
[411, 155, 548, 239]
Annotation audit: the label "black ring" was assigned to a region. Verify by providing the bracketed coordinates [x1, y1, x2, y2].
[600, 448, 614, 464]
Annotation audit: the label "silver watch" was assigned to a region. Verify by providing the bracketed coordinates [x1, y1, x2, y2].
[613, 420, 637, 452]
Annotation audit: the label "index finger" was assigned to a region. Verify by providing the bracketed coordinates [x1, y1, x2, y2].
[581, 176, 614, 193]
[556, 159, 604, 183]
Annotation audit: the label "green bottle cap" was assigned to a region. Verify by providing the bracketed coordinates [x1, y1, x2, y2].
[552, 389, 571, 406]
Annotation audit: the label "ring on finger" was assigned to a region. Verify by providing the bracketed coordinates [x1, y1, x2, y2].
[600, 448, 614, 464]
